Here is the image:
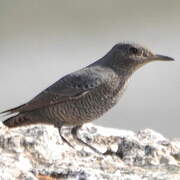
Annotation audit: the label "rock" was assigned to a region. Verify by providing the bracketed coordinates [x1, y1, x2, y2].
[0, 122, 179, 180]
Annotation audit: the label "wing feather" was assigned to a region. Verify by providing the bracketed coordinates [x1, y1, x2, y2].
[2, 67, 107, 114]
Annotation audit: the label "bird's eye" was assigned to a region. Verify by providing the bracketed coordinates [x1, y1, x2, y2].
[129, 47, 138, 55]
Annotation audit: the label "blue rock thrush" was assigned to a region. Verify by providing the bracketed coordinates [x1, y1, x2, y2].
[1, 43, 174, 154]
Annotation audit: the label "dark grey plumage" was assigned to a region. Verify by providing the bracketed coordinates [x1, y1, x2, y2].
[1, 43, 174, 154]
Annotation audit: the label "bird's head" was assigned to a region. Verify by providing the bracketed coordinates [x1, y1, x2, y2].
[107, 43, 174, 74]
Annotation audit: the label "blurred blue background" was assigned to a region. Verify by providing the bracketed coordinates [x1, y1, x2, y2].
[0, 0, 179, 137]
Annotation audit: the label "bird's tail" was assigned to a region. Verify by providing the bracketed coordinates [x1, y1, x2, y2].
[0, 104, 26, 115]
[3, 114, 36, 128]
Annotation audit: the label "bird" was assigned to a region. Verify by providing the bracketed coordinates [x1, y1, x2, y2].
[1, 43, 174, 154]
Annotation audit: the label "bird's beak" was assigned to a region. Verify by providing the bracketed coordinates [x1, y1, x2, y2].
[148, 54, 175, 61]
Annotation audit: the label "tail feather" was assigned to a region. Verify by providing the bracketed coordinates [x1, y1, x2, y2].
[2, 113, 39, 128]
[3, 112, 51, 128]
[1, 104, 26, 114]
[3, 114, 27, 128]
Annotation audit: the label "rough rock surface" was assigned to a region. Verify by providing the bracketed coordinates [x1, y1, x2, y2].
[0, 122, 179, 180]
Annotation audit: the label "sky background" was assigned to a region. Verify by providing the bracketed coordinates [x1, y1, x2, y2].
[0, 0, 179, 138]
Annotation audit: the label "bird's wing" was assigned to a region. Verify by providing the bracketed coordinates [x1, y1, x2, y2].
[2, 67, 110, 113]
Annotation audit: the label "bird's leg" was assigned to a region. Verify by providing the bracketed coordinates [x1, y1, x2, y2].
[71, 125, 104, 155]
[56, 125, 75, 149]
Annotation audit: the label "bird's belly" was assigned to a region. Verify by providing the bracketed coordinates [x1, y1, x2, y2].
[48, 89, 124, 126]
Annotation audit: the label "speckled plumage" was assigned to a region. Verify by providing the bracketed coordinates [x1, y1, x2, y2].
[1, 43, 174, 153]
